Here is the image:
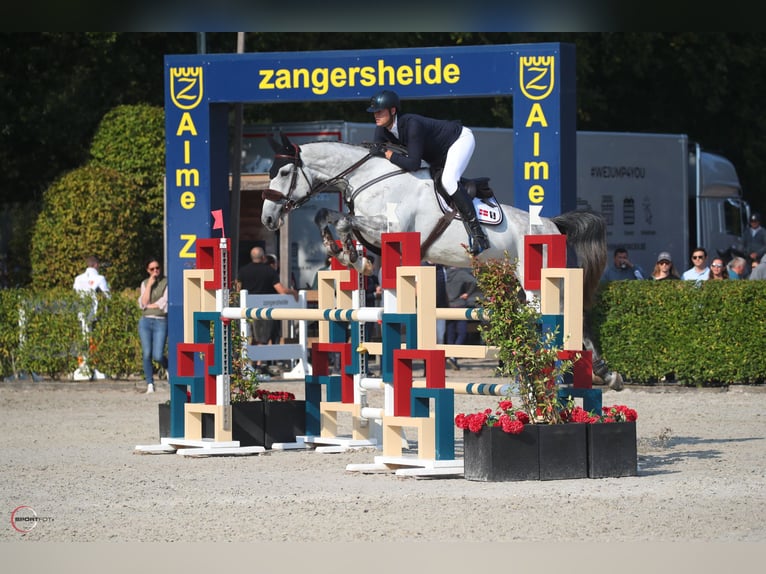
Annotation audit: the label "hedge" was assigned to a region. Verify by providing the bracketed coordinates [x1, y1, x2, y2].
[2, 280, 766, 385]
[591, 279, 766, 385]
[1, 288, 142, 381]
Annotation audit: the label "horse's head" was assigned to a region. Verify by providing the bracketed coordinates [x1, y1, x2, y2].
[261, 132, 313, 231]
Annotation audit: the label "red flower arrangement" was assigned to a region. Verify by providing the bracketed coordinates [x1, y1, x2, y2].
[254, 389, 296, 402]
[598, 404, 638, 423]
[455, 399, 531, 435]
[458, 401, 637, 434]
[560, 404, 638, 424]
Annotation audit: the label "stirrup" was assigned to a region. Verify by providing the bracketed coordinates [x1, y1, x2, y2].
[467, 232, 489, 255]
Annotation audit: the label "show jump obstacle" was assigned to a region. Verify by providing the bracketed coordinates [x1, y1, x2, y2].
[136, 228, 598, 476]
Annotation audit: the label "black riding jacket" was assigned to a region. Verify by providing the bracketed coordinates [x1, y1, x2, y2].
[373, 113, 462, 172]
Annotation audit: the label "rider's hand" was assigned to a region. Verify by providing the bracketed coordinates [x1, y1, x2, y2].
[369, 143, 386, 158]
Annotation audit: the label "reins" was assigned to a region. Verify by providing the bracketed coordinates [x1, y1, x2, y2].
[266, 142, 458, 258]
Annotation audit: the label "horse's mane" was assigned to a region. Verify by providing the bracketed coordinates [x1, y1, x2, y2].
[302, 140, 371, 155]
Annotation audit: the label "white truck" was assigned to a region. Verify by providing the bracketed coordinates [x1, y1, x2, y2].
[243, 122, 751, 281]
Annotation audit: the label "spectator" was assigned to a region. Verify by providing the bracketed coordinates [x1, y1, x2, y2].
[237, 246, 297, 374]
[727, 256, 747, 280]
[138, 257, 168, 394]
[444, 265, 480, 371]
[682, 247, 710, 281]
[601, 247, 645, 282]
[72, 254, 110, 381]
[73, 254, 110, 297]
[709, 257, 729, 280]
[651, 251, 680, 280]
[749, 253, 766, 280]
[742, 212, 766, 265]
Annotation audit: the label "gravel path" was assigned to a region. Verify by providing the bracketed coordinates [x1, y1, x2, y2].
[2, 360, 765, 546]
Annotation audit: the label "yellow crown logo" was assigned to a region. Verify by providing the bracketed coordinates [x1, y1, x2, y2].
[519, 56, 555, 101]
[170, 67, 204, 110]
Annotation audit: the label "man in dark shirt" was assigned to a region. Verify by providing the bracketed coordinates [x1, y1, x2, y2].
[237, 246, 297, 372]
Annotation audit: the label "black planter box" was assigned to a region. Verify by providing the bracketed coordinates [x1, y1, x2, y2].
[158, 403, 170, 439]
[538, 423, 588, 481]
[587, 422, 638, 478]
[463, 425, 540, 481]
[463, 423, 589, 482]
[200, 400, 306, 449]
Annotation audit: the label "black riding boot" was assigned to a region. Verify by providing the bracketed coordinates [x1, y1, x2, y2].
[451, 184, 490, 255]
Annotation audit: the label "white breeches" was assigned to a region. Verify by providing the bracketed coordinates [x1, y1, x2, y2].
[441, 127, 475, 196]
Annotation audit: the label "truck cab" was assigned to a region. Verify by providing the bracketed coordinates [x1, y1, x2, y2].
[695, 148, 751, 259]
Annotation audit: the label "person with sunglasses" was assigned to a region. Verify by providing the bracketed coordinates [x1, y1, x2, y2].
[682, 247, 711, 281]
[651, 251, 680, 280]
[138, 256, 168, 394]
[709, 257, 729, 280]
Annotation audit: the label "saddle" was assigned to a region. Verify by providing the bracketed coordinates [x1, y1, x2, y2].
[430, 166, 504, 226]
[362, 141, 503, 225]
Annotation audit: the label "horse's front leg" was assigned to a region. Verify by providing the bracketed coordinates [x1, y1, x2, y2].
[337, 213, 387, 244]
[314, 208, 342, 257]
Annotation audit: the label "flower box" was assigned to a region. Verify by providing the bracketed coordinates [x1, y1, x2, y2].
[463, 423, 588, 482]
[538, 422, 588, 480]
[202, 400, 306, 449]
[160, 400, 306, 448]
[463, 425, 540, 482]
[587, 421, 638, 478]
[158, 403, 170, 439]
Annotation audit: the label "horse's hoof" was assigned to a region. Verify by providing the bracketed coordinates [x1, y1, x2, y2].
[606, 372, 624, 391]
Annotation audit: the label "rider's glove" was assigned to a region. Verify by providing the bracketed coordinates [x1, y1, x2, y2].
[369, 143, 386, 158]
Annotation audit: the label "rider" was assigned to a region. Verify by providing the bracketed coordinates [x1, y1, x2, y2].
[366, 90, 490, 255]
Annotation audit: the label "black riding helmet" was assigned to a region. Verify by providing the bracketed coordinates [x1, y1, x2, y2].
[366, 90, 400, 113]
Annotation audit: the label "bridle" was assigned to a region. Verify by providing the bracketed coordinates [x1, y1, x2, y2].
[262, 144, 405, 214]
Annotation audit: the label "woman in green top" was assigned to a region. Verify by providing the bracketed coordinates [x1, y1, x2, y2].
[138, 257, 168, 394]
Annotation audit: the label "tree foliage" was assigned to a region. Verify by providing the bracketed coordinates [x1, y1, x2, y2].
[4, 32, 766, 289]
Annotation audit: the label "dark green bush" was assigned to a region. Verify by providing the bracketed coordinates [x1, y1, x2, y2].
[15, 288, 91, 379]
[89, 103, 165, 237]
[592, 280, 766, 385]
[0, 288, 23, 376]
[29, 104, 166, 292]
[1, 288, 142, 381]
[29, 165, 143, 291]
[89, 288, 143, 378]
[3, 279, 766, 385]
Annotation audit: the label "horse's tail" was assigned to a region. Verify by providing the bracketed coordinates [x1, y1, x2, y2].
[551, 210, 607, 310]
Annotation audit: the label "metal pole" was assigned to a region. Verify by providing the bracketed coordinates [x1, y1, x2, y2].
[229, 32, 245, 273]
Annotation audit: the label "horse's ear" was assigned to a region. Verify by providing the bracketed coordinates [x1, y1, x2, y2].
[267, 134, 282, 154]
[280, 131, 293, 149]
